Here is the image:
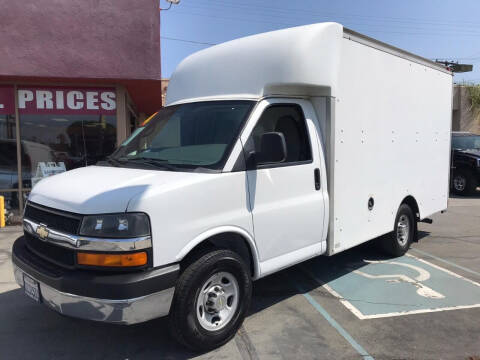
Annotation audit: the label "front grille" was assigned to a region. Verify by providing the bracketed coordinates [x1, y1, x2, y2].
[24, 203, 81, 234]
[24, 233, 75, 269]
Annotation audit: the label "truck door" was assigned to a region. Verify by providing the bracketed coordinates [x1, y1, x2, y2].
[241, 99, 327, 272]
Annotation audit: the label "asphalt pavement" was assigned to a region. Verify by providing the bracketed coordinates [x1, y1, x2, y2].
[0, 195, 479, 360]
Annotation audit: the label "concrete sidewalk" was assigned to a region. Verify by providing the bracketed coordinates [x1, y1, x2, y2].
[0, 226, 21, 294]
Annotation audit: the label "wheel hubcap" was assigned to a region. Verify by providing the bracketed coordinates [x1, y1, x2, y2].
[196, 272, 239, 331]
[396, 214, 410, 246]
[454, 175, 466, 191]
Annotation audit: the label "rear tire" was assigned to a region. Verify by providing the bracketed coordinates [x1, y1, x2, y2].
[169, 249, 252, 351]
[452, 170, 477, 195]
[382, 204, 415, 257]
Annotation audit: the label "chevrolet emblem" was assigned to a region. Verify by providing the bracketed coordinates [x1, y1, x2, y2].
[36, 225, 49, 240]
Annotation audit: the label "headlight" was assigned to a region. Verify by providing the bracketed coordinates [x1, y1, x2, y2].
[79, 213, 150, 238]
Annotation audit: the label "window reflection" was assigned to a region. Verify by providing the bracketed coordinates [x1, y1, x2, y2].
[19, 114, 116, 184]
[0, 114, 20, 214]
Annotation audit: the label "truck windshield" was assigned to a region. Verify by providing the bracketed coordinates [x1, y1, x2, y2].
[452, 135, 480, 150]
[110, 101, 254, 171]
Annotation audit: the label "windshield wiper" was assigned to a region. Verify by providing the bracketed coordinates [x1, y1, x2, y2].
[106, 156, 125, 166]
[118, 157, 178, 171]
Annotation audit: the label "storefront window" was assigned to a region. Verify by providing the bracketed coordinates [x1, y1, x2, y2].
[15, 86, 117, 189]
[0, 114, 20, 215]
[19, 114, 117, 184]
[0, 85, 119, 219]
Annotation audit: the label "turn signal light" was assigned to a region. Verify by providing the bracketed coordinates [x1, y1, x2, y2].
[77, 251, 147, 267]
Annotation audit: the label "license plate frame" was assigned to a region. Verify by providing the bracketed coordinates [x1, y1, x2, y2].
[23, 274, 41, 303]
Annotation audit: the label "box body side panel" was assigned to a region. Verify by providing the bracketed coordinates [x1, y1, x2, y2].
[329, 37, 452, 254]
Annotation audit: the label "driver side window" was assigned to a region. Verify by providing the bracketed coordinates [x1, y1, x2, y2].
[250, 104, 312, 165]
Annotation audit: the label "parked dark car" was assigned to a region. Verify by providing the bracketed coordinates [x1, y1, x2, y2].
[451, 132, 480, 195]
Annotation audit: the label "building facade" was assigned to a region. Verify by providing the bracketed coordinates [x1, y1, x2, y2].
[0, 0, 163, 217]
[161, 79, 170, 106]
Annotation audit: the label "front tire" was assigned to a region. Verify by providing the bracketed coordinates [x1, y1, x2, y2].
[452, 170, 477, 195]
[382, 204, 415, 257]
[169, 249, 252, 351]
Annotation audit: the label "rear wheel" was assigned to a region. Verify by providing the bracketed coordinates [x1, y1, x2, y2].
[382, 204, 415, 257]
[169, 249, 252, 351]
[452, 170, 477, 195]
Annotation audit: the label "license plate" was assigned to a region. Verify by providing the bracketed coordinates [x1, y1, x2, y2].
[23, 274, 41, 303]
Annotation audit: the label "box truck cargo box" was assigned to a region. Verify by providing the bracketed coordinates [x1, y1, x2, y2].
[12, 23, 452, 350]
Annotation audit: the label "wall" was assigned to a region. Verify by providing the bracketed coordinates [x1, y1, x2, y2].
[452, 85, 480, 134]
[0, 0, 160, 80]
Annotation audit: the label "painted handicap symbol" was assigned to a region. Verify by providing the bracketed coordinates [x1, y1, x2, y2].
[354, 260, 445, 299]
[320, 254, 480, 318]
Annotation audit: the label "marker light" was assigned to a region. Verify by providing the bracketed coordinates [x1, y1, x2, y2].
[77, 251, 148, 267]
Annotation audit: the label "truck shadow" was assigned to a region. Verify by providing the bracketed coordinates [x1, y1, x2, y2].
[417, 230, 431, 241]
[250, 240, 394, 315]
[0, 288, 198, 359]
[0, 240, 398, 359]
[450, 188, 480, 198]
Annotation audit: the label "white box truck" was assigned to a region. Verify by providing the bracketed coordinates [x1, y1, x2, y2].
[12, 23, 452, 350]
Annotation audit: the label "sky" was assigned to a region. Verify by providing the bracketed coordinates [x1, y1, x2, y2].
[160, 0, 480, 84]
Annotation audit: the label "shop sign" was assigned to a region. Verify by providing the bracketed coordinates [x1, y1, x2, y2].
[17, 86, 116, 115]
[0, 85, 15, 115]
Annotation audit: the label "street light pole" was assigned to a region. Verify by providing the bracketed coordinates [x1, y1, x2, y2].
[160, 0, 180, 11]
[159, 0, 180, 92]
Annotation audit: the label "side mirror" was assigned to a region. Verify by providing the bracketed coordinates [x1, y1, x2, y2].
[256, 132, 287, 165]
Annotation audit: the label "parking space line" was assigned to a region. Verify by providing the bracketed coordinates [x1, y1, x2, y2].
[301, 266, 371, 320]
[410, 248, 480, 278]
[288, 274, 374, 360]
[321, 283, 369, 320]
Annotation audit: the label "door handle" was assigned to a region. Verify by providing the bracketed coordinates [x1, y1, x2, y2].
[314, 168, 321, 190]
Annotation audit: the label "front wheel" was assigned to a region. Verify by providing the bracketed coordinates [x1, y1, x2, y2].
[382, 204, 415, 257]
[452, 170, 477, 195]
[169, 249, 252, 351]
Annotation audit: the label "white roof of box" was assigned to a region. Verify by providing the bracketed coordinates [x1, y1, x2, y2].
[165, 22, 449, 106]
[166, 22, 343, 105]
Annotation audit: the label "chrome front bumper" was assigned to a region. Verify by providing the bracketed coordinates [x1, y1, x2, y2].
[13, 264, 175, 325]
